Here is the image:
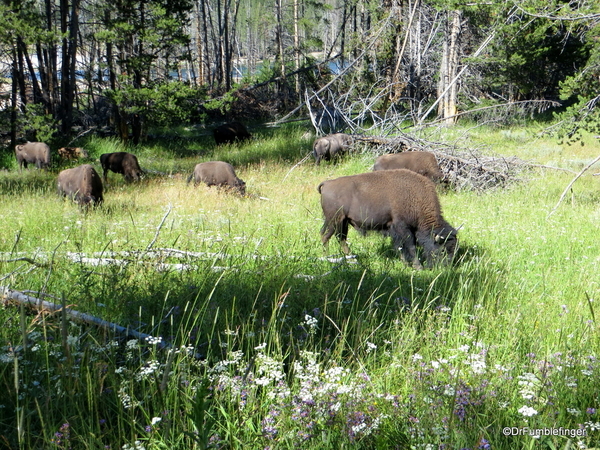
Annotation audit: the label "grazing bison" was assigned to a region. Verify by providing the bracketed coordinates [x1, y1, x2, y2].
[373, 151, 443, 182]
[15, 142, 51, 170]
[187, 161, 246, 195]
[312, 133, 353, 165]
[100, 152, 143, 182]
[57, 164, 103, 207]
[58, 147, 89, 161]
[213, 121, 252, 145]
[318, 169, 458, 269]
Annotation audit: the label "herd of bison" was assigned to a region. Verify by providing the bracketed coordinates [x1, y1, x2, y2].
[12, 121, 458, 269]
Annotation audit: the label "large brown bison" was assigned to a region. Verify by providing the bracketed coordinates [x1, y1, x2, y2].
[57, 164, 103, 207]
[187, 161, 246, 195]
[15, 142, 51, 170]
[58, 147, 89, 161]
[99, 152, 143, 182]
[313, 133, 353, 165]
[373, 151, 443, 182]
[318, 169, 458, 269]
[213, 121, 252, 145]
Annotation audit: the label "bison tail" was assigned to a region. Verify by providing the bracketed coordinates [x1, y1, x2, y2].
[317, 181, 326, 193]
[186, 173, 194, 184]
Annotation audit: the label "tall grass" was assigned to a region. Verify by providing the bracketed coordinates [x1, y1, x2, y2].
[0, 123, 599, 449]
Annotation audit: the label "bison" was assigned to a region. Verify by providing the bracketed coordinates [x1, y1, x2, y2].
[15, 142, 51, 170]
[187, 161, 246, 195]
[313, 133, 353, 165]
[58, 147, 89, 161]
[57, 164, 103, 207]
[213, 121, 252, 145]
[318, 169, 458, 269]
[99, 152, 143, 182]
[373, 151, 443, 182]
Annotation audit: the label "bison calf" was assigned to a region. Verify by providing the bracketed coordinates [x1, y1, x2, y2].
[313, 133, 353, 165]
[188, 161, 246, 195]
[100, 152, 143, 182]
[15, 142, 51, 170]
[318, 169, 457, 269]
[58, 147, 89, 161]
[213, 121, 252, 145]
[57, 164, 103, 207]
[373, 151, 443, 182]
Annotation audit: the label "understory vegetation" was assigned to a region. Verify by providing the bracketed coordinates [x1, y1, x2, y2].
[0, 122, 599, 449]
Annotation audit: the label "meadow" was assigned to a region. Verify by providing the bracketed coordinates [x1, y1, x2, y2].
[0, 121, 599, 449]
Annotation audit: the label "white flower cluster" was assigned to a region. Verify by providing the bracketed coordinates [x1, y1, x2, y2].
[303, 315, 318, 333]
[137, 359, 161, 380]
[517, 373, 539, 400]
[145, 336, 163, 346]
[254, 353, 285, 386]
[518, 405, 538, 417]
[122, 441, 146, 450]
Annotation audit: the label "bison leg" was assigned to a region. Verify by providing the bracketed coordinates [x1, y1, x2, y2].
[321, 217, 350, 254]
[390, 222, 423, 270]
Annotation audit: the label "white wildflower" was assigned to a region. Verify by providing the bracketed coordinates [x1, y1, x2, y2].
[254, 342, 267, 351]
[145, 336, 162, 345]
[567, 408, 582, 416]
[304, 314, 318, 329]
[151, 417, 162, 425]
[585, 421, 600, 431]
[412, 353, 423, 361]
[518, 405, 538, 417]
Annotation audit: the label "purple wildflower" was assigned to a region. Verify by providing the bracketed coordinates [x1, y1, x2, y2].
[478, 438, 491, 449]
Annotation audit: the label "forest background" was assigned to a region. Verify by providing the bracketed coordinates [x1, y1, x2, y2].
[0, 0, 599, 148]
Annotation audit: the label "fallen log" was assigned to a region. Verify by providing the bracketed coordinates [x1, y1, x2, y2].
[1, 286, 174, 352]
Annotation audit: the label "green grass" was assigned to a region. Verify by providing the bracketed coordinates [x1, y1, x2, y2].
[1, 122, 600, 449]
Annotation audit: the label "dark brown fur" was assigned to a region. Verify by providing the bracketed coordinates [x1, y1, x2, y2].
[188, 161, 246, 195]
[100, 152, 143, 182]
[318, 169, 457, 269]
[15, 142, 51, 170]
[373, 151, 443, 182]
[58, 147, 89, 161]
[213, 121, 252, 145]
[312, 133, 353, 165]
[57, 164, 103, 207]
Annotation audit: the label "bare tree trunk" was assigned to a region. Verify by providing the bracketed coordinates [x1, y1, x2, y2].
[437, 9, 461, 124]
[10, 48, 19, 152]
[60, 0, 80, 135]
[275, 0, 286, 105]
[293, 0, 300, 96]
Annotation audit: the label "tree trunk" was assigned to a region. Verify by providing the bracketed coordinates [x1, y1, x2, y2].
[10, 48, 19, 153]
[437, 10, 461, 124]
[293, 0, 300, 96]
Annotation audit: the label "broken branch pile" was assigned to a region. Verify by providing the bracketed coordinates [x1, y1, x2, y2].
[352, 134, 527, 191]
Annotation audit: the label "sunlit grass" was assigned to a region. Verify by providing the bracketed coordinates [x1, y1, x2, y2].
[1, 122, 600, 449]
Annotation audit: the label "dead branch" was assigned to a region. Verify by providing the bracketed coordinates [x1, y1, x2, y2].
[547, 153, 600, 218]
[283, 151, 313, 181]
[0, 257, 49, 267]
[146, 205, 173, 251]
